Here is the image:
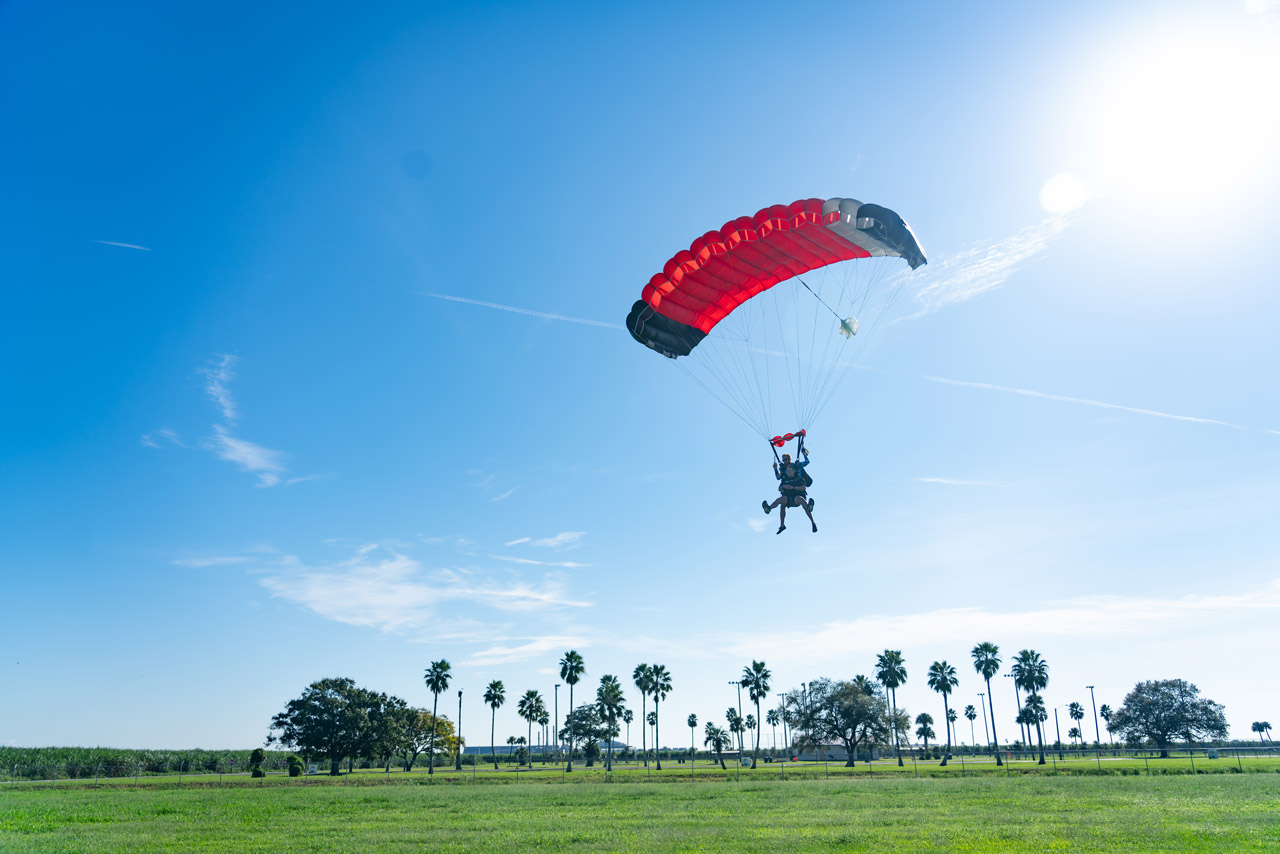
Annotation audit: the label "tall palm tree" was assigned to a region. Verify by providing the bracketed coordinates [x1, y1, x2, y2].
[1011, 650, 1049, 764]
[423, 659, 452, 776]
[483, 680, 505, 771]
[740, 660, 772, 768]
[726, 707, 743, 757]
[1068, 726, 1081, 745]
[687, 714, 698, 763]
[876, 650, 908, 766]
[947, 708, 958, 745]
[632, 664, 653, 767]
[559, 650, 585, 772]
[596, 675, 625, 771]
[1100, 704, 1115, 747]
[538, 711, 550, 763]
[766, 708, 781, 755]
[927, 660, 959, 765]
[650, 664, 672, 769]
[1024, 693, 1048, 764]
[915, 712, 935, 754]
[964, 705, 977, 749]
[1068, 702, 1085, 748]
[970, 642, 1004, 765]
[704, 723, 731, 769]
[517, 690, 545, 769]
[622, 708, 634, 757]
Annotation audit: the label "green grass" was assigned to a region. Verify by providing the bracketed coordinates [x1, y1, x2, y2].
[3, 773, 1278, 852]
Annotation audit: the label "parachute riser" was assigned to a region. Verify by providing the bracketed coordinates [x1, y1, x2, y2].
[769, 429, 806, 463]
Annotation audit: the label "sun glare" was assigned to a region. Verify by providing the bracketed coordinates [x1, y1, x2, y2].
[1073, 16, 1280, 214]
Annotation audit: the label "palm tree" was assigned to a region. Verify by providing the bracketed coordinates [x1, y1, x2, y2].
[1068, 726, 1081, 745]
[740, 660, 772, 768]
[649, 664, 672, 770]
[559, 650, 585, 772]
[915, 712, 935, 755]
[852, 674, 876, 696]
[971, 642, 1003, 765]
[1100, 704, 1115, 747]
[1068, 702, 1085, 748]
[1011, 650, 1049, 764]
[423, 659, 452, 776]
[876, 650, 908, 766]
[538, 711, 550, 763]
[947, 708, 958, 744]
[1263, 722, 1274, 742]
[1024, 693, 1048, 764]
[517, 690, 545, 769]
[766, 708, 781, 755]
[632, 664, 653, 767]
[687, 714, 698, 763]
[964, 705, 977, 749]
[927, 660, 959, 765]
[622, 708, 634, 758]
[704, 723, 731, 769]
[483, 680, 505, 771]
[596, 675, 625, 771]
[726, 707, 743, 757]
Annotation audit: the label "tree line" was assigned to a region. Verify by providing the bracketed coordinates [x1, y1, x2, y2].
[267, 643, 1242, 774]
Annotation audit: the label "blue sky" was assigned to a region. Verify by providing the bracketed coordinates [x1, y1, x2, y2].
[3, 0, 1279, 750]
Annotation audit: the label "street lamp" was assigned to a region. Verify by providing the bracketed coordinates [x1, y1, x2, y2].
[729, 680, 744, 756]
[554, 684, 561, 765]
[1053, 706, 1064, 760]
[1086, 685, 1100, 747]
[456, 689, 464, 771]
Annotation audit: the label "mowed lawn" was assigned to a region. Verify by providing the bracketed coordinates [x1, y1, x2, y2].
[3, 774, 1278, 853]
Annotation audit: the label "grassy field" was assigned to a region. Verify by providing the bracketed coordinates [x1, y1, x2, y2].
[3, 772, 1278, 852]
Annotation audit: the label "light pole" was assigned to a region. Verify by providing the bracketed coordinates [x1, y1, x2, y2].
[1054, 706, 1064, 760]
[1087, 685, 1100, 747]
[456, 689, 464, 771]
[978, 693, 990, 755]
[554, 684, 561, 766]
[729, 680, 744, 757]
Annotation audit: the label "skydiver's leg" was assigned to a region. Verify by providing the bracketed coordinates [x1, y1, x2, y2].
[797, 498, 817, 533]
[777, 501, 787, 533]
[763, 497, 784, 514]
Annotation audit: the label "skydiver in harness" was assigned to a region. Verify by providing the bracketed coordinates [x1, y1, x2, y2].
[762, 438, 816, 534]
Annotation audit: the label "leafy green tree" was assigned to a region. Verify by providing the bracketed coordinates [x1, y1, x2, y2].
[632, 664, 653, 767]
[876, 650, 908, 766]
[1068, 702, 1085, 748]
[704, 723, 731, 769]
[927, 661, 959, 765]
[970, 642, 1004, 765]
[423, 660, 452, 776]
[805, 678, 891, 766]
[559, 650, 586, 771]
[484, 680, 505, 770]
[650, 664, 672, 769]
[249, 747, 267, 778]
[915, 712, 935, 754]
[518, 689, 546, 769]
[741, 660, 771, 768]
[559, 703, 604, 766]
[596, 675, 626, 770]
[269, 677, 381, 776]
[367, 693, 413, 772]
[399, 708, 441, 771]
[1109, 679, 1228, 757]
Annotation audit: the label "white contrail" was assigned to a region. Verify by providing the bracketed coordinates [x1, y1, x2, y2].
[426, 293, 623, 329]
[93, 240, 152, 251]
[863, 366, 1280, 435]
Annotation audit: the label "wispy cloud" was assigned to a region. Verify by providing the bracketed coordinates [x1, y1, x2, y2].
[899, 369, 1280, 435]
[205, 425, 286, 487]
[199, 355, 238, 423]
[490, 486, 520, 503]
[905, 216, 1069, 316]
[140, 428, 183, 448]
[746, 517, 769, 532]
[916, 477, 1003, 487]
[726, 579, 1280, 665]
[462, 635, 591, 667]
[505, 537, 531, 546]
[170, 556, 250, 568]
[531, 532, 585, 548]
[258, 546, 592, 637]
[489, 555, 591, 568]
[426, 293, 622, 329]
[93, 240, 151, 251]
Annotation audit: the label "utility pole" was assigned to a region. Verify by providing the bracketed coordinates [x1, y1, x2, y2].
[554, 684, 561, 766]
[729, 680, 744, 756]
[1054, 706, 1064, 760]
[978, 693, 990, 755]
[456, 689, 464, 771]
[1087, 685, 1101, 747]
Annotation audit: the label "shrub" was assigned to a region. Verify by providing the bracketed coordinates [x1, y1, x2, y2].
[287, 756, 304, 777]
